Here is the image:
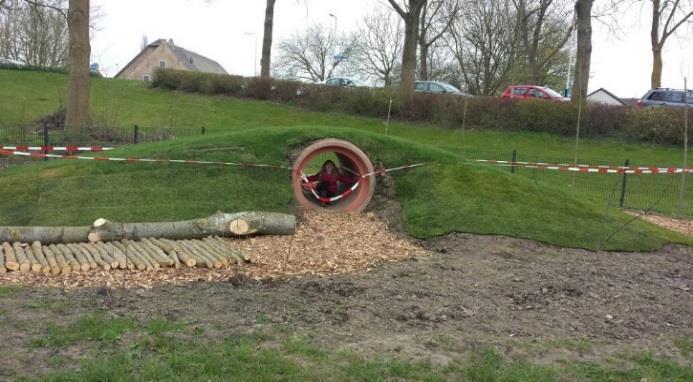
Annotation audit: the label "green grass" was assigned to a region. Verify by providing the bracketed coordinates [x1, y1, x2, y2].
[23, 333, 693, 382]
[31, 314, 135, 347]
[0, 125, 689, 251]
[1, 69, 692, 250]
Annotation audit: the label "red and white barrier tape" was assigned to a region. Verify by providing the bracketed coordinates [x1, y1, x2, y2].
[300, 162, 426, 203]
[0, 149, 292, 170]
[476, 159, 692, 175]
[0, 145, 114, 152]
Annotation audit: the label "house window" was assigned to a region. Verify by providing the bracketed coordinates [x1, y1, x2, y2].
[143, 74, 151, 82]
[159, 60, 165, 69]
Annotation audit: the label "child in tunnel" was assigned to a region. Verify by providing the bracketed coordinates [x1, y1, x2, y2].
[303, 159, 355, 202]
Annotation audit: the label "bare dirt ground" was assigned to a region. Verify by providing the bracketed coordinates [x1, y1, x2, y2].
[1, 211, 692, 378]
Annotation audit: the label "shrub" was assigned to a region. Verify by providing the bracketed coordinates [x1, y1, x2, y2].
[150, 69, 692, 146]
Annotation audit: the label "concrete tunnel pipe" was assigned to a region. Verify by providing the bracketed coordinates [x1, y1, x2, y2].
[292, 139, 376, 212]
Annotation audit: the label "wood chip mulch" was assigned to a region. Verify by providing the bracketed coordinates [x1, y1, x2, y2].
[0, 210, 427, 289]
[625, 210, 693, 237]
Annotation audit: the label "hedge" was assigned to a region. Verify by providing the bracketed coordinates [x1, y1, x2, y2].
[152, 69, 692, 146]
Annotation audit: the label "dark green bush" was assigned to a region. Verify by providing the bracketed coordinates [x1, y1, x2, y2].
[151, 69, 691, 146]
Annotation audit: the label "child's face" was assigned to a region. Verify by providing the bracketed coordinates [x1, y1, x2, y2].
[325, 163, 335, 173]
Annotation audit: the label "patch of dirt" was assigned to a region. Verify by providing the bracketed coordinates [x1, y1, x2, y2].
[626, 210, 693, 236]
[0, 217, 692, 378]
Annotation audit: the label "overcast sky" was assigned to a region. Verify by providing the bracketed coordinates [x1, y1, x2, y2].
[91, 0, 692, 98]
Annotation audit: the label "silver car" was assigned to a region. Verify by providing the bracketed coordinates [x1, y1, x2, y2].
[414, 81, 467, 96]
[637, 88, 693, 108]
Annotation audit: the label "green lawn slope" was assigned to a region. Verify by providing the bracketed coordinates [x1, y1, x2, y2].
[0, 126, 688, 251]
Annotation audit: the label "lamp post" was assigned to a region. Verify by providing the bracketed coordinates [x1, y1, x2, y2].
[328, 13, 338, 78]
[244, 32, 258, 76]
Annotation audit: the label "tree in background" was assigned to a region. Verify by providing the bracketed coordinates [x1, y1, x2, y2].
[513, 0, 574, 85]
[352, 8, 403, 86]
[260, 0, 276, 79]
[647, 0, 692, 88]
[274, 23, 356, 82]
[0, 0, 68, 67]
[571, 0, 593, 100]
[64, 0, 90, 131]
[448, 0, 516, 95]
[387, 0, 428, 102]
[417, 0, 459, 80]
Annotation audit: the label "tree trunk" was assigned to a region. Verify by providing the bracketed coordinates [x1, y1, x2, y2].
[400, 9, 422, 104]
[571, 0, 593, 100]
[651, 47, 663, 89]
[260, 0, 277, 79]
[419, 42, 429, 81]
[65, 0, 91, 136]
[0, 212, 295, 244]
[88, 211, 295, 242]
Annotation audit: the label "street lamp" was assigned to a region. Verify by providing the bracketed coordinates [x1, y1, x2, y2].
[243, 32, 258, 77]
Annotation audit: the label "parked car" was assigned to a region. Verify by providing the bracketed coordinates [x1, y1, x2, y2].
[501, 85, 568, 101]
[637, 88, 693, 108]
[0, 58, 26, 67]
[325, 77, 369, 87]
[414, 81, 467, 95]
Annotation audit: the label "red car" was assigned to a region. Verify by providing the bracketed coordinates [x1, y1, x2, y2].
[501, 85, 568, 101]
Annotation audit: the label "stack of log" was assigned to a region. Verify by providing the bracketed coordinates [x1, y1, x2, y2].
[0, 237, 248, 274]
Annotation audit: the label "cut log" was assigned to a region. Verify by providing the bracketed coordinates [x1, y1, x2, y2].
[0, 244, 5, 273]
[190, 240, 227, 267]
[129, 241, 160, 270]
[135, 240, 167, 268]
[90, 243, 118, 269]
[98, 242, 126, 269]
[156, 239, 196, 268]
[67, 243, 93, 271]
[123, 240, 152, 271]
[41, 245, 62, 275]
[198, 241, 231, 267]
[212, 236, 251, 262]
[58, 244, 86, 272]
[112, 241, 140, 270]
[48, 244, 71, 274]
[186, 240, 222, 268]
[0, 226, 90, 245]
[80, 243, 110, 271]
[88, 211, 295, 242]
[203, 237, 243, 265]
[30, 242, 51, 275]
[12, 242, 30, 272]
[23, 244, 42, 273]
[179, 240, 214, 268]
[2, 242, 18, 271]
[141, 238, 174, 267]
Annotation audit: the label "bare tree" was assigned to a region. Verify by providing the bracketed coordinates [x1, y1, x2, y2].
[571, 0, 593, 100]
[260, 0, 276, 79]
[64, 0, 90, 132]
[448, 0, 516, 95]
[648, 0, 693, 88]
[387, 0, 428, 102]
[0, 0, 68, 67]
[353, 8, 403, 85]
[274, 23, 356, 82]
[513, 0, 574, 84]
[418, 0, 459, 80]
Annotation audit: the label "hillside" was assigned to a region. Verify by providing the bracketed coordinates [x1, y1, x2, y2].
[0, 68, 691, 251]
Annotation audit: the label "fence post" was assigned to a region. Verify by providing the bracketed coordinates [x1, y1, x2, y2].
[42, 124, 49, 161]
[133, 124, 139, 144]
[619, 158, 629, 208]
[201, 126, 206, 135]
[511, 149, 517, 174]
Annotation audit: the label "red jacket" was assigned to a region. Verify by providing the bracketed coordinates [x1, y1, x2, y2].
[307, 172, 353, 193]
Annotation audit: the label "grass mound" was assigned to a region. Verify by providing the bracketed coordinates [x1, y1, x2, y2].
[0, 126, 688, 251]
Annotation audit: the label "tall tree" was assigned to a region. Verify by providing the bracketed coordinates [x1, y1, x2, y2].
[274, 23, 356, 82]
[387, 0, 428, 102]
[64, 0, 90, 132]
[571, 0, 592, 100]
[648, 0, 693, 88]
[260, 0, 276, 79]
[353, 8, 403, 85]
[417, 0, 459, 80]
[513, 0, 574, 84]
[448, 0, 516, 95]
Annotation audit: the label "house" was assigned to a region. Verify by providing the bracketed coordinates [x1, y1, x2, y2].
[586, 88, 626, 106]
[115, 39, 227, 81]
